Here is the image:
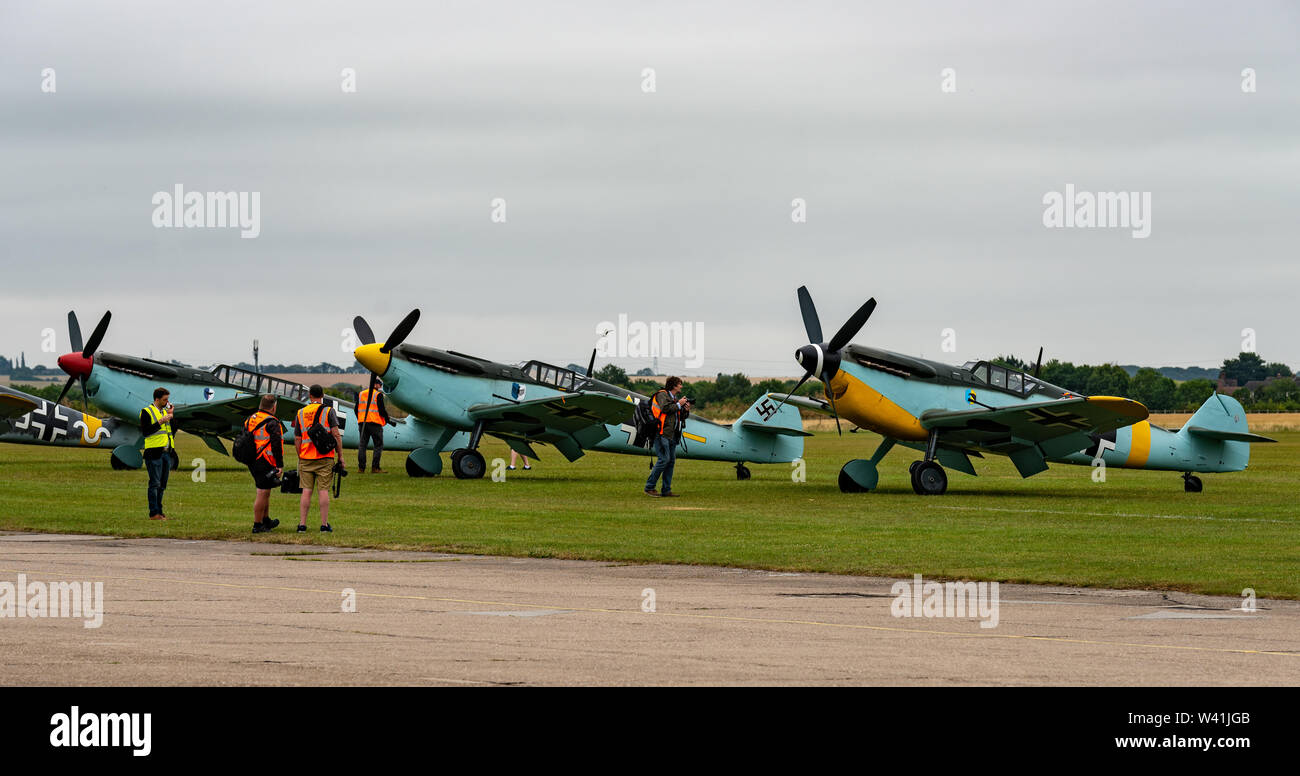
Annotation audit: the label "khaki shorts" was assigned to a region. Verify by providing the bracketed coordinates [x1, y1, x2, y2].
[298, 456, 335, 492]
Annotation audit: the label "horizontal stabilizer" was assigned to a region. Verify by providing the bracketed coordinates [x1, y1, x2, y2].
[737, 420, 811, 437]
[1187, 426, 1276, 443]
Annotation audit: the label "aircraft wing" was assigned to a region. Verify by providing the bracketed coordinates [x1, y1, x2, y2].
[467, 391, 634, 435]
[0, 390, 40, 420]
[172, 394, 306, 436]
[919, 395, 1147, 477]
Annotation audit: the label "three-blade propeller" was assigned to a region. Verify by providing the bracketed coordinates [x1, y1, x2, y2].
[777, 287, 876, 435]
[352, 309, 421, 390]
[56, 310, 111, 411]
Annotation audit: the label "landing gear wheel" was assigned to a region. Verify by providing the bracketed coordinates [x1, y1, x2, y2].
[909, 460, 923, 476]
[911, 461, 947, 495]
[450, 449, 486, 479]
[1183, 474, 1203, 493]
[110, 454, 132, 471]
[735, 463, 751, 480]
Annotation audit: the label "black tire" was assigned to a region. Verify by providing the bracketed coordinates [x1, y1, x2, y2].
[110, 454, 132, 471]
[406, 457, 430, 478]
[1184, 475, 1203, 493]
[909, 460, 922, 475]
[736, 464, 751, 480]
[451, 449, 486, 480]
[912, 461, 947, 495]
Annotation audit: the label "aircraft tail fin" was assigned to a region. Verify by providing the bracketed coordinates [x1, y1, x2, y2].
[1183, 394, 1276, 443]
[734, 395, 808, 436]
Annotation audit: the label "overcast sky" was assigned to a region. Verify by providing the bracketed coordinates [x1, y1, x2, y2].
[2, 1, 1297, 376]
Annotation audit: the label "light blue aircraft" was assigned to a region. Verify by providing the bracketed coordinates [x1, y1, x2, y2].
[351, 310, 806, 478]
[54, 311, 468, 469]
[773, 287, 1277, 495]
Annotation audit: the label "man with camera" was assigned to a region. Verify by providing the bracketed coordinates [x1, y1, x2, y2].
[139, 387, 175, 520]
[246, 394, 284, 534]
[644, 376, 692, 497]
[292, 385, 345, 533]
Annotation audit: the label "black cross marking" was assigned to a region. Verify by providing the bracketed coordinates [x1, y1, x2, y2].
[544, 400, 605, 424]
[1025, 408, 1091, 431]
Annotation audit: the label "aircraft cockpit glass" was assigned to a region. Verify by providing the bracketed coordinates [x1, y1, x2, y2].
[971, 364, 989, 384]
[989, 366, 1007, 389]
[520, 360, 579, 392]
[1008, 371, 1022, 392]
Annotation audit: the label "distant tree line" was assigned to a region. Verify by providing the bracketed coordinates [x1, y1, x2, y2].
[229, 361, 367, 374]
[592, 365, 819, 414]
[993, 351, 1299, 412]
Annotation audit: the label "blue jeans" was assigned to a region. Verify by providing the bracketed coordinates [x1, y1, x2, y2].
[145, 454, 170, 516]
[645, 435, 677, 493]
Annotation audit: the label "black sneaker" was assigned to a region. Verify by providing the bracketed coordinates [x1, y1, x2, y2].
[296, 524, 307, 533]
[252, 522, 272, 534]
[263, 518, 280, 530]
[320, 524, 332, 533]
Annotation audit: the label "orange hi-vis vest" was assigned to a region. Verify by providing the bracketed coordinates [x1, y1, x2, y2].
[357, 388, 384, 425]
[295, 403, 335, 460]
[650, 390, 670, 434]
[245, 410, 277, 465]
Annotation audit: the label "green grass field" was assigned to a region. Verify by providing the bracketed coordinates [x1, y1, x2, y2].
[1, 432, 1296, 598]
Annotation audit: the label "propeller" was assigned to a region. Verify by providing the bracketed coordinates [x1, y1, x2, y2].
[68, 311, 83, 354]
[352, 316, 376, 347]
[352, 310, 420, 392]
[381, 309, 420, 354]
[775, 287, 876, 435]
[56, 310, 111, 411]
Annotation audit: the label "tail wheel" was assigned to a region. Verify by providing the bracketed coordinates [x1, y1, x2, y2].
[1183, 474, 1203, 493]
[912, 461, 947, 495]
[736, 463, 751, 480]
[450, 449, 486, 480]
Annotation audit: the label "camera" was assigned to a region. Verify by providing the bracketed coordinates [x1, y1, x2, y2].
[279, 469, 303, 494]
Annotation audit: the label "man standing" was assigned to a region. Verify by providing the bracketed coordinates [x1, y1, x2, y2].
[140, 387, 174, 520]
[293, 385, 344, 533]
[644, 376, 691, 497]
[246, 394, 284, 534]
[355, 381, 390, 474]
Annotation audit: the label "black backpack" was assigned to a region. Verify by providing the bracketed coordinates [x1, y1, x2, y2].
[632, 391, 664, 448]
[306, 403, 337, 455]
[232, 416, 274, 465]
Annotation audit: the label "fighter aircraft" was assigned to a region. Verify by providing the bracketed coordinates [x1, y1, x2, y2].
[773, 287, 1274, 495]
[1, 384, 142, 458]
[53, 311, 467, 468]
[351, 310, 807, 478]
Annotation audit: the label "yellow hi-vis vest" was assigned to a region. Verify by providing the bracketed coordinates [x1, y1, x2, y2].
[143, 404, 174, 450]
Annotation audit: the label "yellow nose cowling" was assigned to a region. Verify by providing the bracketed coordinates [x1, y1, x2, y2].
[354, 343, 392, 376]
